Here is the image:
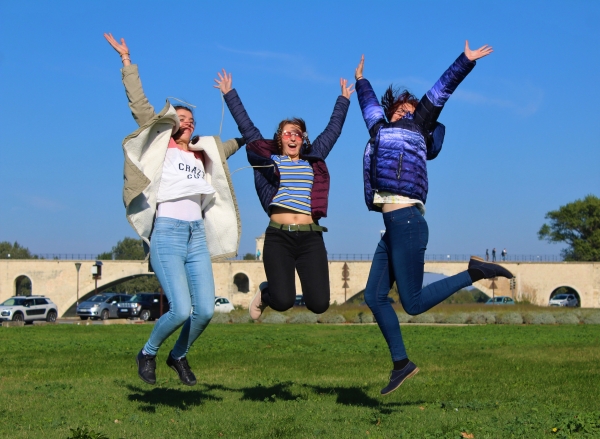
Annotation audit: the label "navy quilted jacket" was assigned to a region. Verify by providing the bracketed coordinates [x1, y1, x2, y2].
[357, 53, 475, 211]
[223, 89, 350, 220]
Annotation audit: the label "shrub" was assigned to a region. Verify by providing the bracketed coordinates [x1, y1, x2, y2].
[496, 312, 523, 325]
[396, 311, 411, 323]
[468, 312, 497, 325]
[229, 310, 253, 324]
[288, 312, 318, 324]
[358, 312, 374, 323]
[260, 313, 287, 324]
[583, 311, 600, 324]
[554, 313, 580, 325]
[210, 313, 231, 324]
[522, 312, 556, 325]
[318, 313, 346, 324]
[409, 313, 436, 324]
[441, 312, 469, 324]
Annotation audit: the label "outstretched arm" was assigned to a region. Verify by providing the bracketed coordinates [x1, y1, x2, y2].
[104, 33, 155, 126]
[354, 55, 386, 135]
[216, 69, 263, 144]
[309, 78, 352, 160]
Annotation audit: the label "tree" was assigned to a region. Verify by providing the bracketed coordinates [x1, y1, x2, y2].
[538, 194, 600, 261]
[0, 241, 38, 259]
[243, 253, 256, 260]
[98, 237, 145, 260]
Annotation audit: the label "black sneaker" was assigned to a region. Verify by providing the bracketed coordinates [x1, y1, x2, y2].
[381, 361, 419, 395]
[166, 351, 197, 386]
[136, 350, 156, 385]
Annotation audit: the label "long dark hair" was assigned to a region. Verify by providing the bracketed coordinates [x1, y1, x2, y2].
[275, 118, 311, 154]
[381, 85, 419, 122]
[173, 105, 199, 144]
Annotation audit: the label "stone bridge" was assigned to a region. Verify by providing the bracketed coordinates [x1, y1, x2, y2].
[1, 259, 598, 317]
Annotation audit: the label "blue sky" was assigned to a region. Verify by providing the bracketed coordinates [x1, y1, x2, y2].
[1, 0, 598, 258]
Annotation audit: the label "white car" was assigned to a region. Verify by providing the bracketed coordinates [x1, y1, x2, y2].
[214, 296, 234, 313]
[549, 294, 578, 307]
[0, 296, 58, 323]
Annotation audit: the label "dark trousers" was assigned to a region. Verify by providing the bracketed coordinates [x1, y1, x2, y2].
[364, 207, 472, 361]
[261, 226, 330, 314]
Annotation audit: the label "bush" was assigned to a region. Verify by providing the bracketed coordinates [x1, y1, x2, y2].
[496, 312, 523, 325]
[468, 312, 497, 325]
[409, 313, 436, 324]
[229, 310, 253, 324]
[396, 311, 411, 323]
[318, 313, 346, 324]
[210, 313, 231, 324]
[288, 312, 318, 324]
[260, 313, 287, 324]
[583, 311, 600, 324]
[554, 313, 580, 325]
[522, 312, 556, 325]
[441, 312, 470, 324]
[358, 312, 374, 323]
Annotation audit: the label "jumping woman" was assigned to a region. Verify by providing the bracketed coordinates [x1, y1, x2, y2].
[104, 34, 244, 386]
[214, 70, 353, 319]
[355, 41, 513, 395]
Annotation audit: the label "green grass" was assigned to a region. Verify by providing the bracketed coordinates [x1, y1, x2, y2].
[1, 324, 599, 438]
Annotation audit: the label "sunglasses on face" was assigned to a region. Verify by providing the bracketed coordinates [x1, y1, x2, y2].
[281, 131, 303, 140]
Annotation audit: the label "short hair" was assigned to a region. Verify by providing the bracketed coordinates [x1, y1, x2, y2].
[381, 85, 419, 122]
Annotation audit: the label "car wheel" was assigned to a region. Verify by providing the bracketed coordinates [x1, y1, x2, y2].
[46, 310, 57, 323]
[79, 316, 88, 320]
[12, 312, 24, 322]
[139, 309, 151, 321]
[100, 309, 109, 320]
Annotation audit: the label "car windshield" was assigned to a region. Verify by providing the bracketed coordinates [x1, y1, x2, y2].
[129, 294, 151, 302]
[553, 294, 568, 300]
[89, 296, 108, 302]
[2, 298, 25, 306]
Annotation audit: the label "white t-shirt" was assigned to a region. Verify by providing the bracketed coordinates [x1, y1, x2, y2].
[156, 139, 215, 220]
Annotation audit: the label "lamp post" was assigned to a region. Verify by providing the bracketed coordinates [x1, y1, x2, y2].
[74, 263, 82, 306]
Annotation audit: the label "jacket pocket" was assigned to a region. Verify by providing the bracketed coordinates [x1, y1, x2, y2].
[396, 152, 404, 180]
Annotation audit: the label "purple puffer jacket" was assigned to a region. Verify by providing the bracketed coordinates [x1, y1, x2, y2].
[224, 89, 350, 220]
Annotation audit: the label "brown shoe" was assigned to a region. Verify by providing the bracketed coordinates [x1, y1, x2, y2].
[249, 282, 268, 320]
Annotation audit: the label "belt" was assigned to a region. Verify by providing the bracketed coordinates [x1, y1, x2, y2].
[269, 220, 327, 232]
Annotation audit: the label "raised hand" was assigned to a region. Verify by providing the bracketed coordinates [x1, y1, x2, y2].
[464, 40, 493, 61]
[104, 33, 131, 66]
[355, 55, 365, 80]
[213, 69, 233, 94]
[340, 78, 355, 99]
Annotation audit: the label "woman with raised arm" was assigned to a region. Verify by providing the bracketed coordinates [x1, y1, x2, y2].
[355, 41, 513, 395]
[104, 34, 245, 386]
[214, 70, 353, 319]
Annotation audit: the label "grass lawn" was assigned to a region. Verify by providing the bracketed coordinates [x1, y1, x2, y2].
[1, 323, 599, 438]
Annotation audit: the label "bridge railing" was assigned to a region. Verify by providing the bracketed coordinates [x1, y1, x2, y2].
[228, 254, 564, 262]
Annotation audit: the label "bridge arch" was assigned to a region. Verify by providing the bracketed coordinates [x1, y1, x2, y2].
[233, 272, 250, 294]
[549, 285, 581, 306]
[14, 274, 32, 296]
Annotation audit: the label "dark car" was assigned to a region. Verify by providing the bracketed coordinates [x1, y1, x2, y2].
[117, 293, 169, 321]
[294, 295, 306, 307]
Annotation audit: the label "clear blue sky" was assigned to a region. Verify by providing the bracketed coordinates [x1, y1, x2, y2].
[1, 0, 598, 257]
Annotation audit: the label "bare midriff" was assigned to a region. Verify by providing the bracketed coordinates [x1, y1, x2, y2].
[270, 206, 314, 225]
[382, 203, 415, 213]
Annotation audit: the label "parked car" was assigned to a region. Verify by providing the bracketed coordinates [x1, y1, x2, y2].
[76, 293, 131, 320]
[0, 296, 58, 323]
[485, 296, 515, 305]
[294, 295, 305, 307]
[117, 293, 169, 321]
[549, 294, 578, 307]
[214, 296, 234, 313]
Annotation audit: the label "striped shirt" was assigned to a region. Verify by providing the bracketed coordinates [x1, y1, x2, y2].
[270, 155, 314, 215]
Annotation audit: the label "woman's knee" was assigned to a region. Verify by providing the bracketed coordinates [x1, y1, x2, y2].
[192, 305, 214, 323]
[306, 300, 329, 315]
[269, 295, 295, 312]
[168, 305, 192, 326]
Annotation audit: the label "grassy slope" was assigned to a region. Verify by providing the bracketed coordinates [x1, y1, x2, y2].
[1, 324, 599, 438]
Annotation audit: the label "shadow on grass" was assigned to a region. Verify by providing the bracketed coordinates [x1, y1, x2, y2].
[126, 384, 222, 412]
[204, 382, 298, 402]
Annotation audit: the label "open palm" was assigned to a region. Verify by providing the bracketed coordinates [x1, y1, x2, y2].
[464, 40, 493, 61]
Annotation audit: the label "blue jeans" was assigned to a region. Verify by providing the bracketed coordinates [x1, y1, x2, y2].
[364, 207, 472, 362]
[143, 217, 215, 358]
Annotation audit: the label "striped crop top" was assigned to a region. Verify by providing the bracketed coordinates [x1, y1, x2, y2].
[269, 155, 314, 215]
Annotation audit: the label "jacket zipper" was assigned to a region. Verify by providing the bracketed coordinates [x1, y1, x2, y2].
[396, 152, 404, 180]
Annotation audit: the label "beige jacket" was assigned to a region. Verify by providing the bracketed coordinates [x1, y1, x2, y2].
[120, 64, 242, 261]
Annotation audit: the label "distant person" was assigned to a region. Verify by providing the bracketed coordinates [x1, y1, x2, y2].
[104, 34, 244, 386]
[492, 248, 497, 262]
[485, 249, 489, 261]
[215, 69, 353, 320]
[256, 249, 261, 261]
[355, 41, 514, 396]
[501, 248, 507, 261]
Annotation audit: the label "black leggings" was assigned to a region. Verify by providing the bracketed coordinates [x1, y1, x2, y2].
[261, 226, 330, 314]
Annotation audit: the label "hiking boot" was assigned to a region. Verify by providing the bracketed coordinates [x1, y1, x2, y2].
[381, 361, 419, 395]
[468, 256, 514, 281]
[136, 350, 156, 385]
[249, 282, 269, 320]
[166, 351, 197, 386]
